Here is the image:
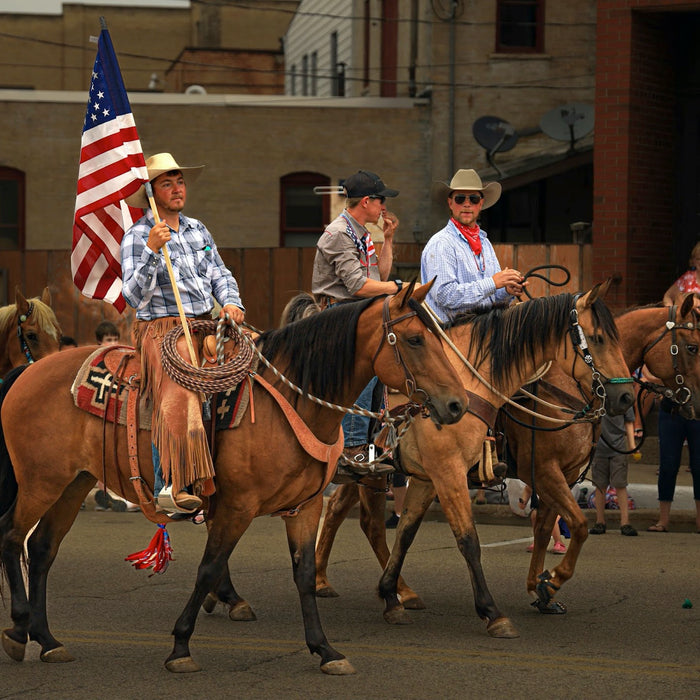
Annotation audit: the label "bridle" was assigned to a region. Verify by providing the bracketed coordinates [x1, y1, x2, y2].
[16, 301, 36, 364]
[371, 296, 430, 408]
[638, 304, 699, 406]
[566, 293, 633, 418]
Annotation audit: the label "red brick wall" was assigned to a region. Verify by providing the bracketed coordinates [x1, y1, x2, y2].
[595, 1, 695, 308]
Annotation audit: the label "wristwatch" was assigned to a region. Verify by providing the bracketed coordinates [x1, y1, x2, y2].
[394, 279, 403, 292]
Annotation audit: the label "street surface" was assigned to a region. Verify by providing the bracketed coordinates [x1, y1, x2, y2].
[0, 507, 698, 699]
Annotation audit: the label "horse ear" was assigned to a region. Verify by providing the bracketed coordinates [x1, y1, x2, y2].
[582, 278, 612, 308]
[680, 291, 698, 318]
[406, 278, 433, 306]
[14, 286, 30, 314]
[41, 287, 52, 307]
[398, 279, 417, 308]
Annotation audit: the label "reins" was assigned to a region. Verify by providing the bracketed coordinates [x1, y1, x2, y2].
[16, 301, 36, 364]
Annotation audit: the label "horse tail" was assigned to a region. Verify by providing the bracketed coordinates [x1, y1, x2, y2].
[0, 365, 26, 518]
[278, 292, 322, 327]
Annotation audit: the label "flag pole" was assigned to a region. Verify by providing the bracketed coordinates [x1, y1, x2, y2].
[145, 182, 199, 367]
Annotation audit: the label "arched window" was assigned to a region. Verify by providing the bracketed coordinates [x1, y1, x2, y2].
[0, 167, 25, 250]
[280, 172, 330, 247]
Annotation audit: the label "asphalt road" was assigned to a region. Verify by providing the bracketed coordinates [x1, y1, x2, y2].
[1, 508, 698, 699]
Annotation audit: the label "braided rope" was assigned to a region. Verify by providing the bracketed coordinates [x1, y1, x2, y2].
[161, 319, 254, 393]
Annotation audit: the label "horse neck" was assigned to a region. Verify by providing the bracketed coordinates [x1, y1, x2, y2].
[616, 306, 669, 372]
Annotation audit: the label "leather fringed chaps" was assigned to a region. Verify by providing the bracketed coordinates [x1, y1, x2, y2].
[133, 318, 214, 495]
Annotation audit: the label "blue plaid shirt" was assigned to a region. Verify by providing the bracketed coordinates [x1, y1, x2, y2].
[121, 211, 244, 320]
[421, 219, 511, 323]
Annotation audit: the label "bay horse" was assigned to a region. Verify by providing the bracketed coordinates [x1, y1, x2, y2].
[0, 284, 466, 674]
[208, 283, 636, 636]
[501, 294, 700, 613]
[0, 287, 61, 377]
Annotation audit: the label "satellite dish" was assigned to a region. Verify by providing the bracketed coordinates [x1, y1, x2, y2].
[472, 116, 518, 175]
[540, 103, 594, 151]
[185, 84, 207, 95]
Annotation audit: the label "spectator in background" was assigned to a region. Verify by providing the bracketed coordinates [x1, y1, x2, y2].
[662, 242, 700, 307]
[59, 335, 78, 350]
[95, 320, 120, 345]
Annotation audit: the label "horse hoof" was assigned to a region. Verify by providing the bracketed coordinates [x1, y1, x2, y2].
[383, 607, 412, 625]
[40, 646, 75, 663]
[401, 594, 426, 610]
[316, 585, 339, 598]
[202, 593, 218, 614]
[229, 602, 256, 622]
[165, 656, 202, 673]
[531, 598, 567, 615]
[2, 630, 27, 662]
[486, 617, 519, 639]
[321, 658, 356, 675]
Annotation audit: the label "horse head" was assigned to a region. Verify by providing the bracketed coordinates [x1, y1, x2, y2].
[566, 280, 635, 416]
[638, 293, 700, 419]
[8, 287, 61, 367]
[367, 280, 466, 426]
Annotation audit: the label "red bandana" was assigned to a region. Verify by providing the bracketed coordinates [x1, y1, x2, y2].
[452, 217, 482, 257]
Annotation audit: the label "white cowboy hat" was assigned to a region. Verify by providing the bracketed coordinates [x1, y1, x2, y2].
[435, 169, 502, 209]
[125, 152, 204, 209]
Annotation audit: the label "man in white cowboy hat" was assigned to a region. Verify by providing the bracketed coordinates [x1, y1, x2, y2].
[421, 168, 526, 324]
[121, 153, 245, 512]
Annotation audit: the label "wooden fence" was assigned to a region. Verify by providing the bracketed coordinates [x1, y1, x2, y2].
[1, 243, 592, 346]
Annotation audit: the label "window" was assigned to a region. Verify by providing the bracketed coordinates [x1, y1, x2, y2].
[280, 172, 330, 247]
[0, 167, 24, 250]
[311, 51, 318, 96]
[330, 31, 339, 96]
[302, 54, 308, 96]
[496, 0, 545, 53]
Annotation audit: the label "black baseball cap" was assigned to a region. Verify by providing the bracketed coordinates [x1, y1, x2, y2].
[343, 170, 399, 198]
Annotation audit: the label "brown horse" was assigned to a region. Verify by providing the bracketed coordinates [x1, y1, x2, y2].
[0, 284, 466, 674]
[0, 287, 61, 377]
[501, 294, 700, 613]
[210, 283, 636, 636]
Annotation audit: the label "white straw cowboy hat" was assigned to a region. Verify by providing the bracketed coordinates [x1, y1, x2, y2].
[435, 169, 502, 209]
[125, 153, 204, 209]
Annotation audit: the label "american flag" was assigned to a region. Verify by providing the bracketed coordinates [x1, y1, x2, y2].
[71, 25, 148, 312]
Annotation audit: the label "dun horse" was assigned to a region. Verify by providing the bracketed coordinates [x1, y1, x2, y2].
[0, 287, 61, 377]
[0, 284, 466, 674]
[502, 294, 700, 612]
[206, 283, 636, 636]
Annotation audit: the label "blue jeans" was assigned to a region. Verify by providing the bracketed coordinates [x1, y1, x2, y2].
[342, 377, 378, 447]
[152, 442, 164, 498]
[657, 405, 700, 501]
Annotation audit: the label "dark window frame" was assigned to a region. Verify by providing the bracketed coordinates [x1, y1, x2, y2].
[279, 171, 330, 248]
[495, 0, 545, 54]
[0, 167, 25, 251]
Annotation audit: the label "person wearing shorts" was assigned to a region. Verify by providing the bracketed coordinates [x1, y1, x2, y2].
[589, 407, 637, 536]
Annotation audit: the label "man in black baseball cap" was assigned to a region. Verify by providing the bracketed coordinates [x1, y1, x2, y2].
[311, 169, 403, 472]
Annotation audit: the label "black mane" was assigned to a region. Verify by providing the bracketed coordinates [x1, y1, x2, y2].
[447, 294, 618, 389]
[258, 298, 375, 403]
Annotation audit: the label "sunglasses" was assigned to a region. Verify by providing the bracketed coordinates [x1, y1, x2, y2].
[453, 193, 483, 205]
[368, 195, 386, 204]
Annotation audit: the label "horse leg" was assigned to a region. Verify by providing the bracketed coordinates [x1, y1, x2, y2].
[166, 512, 254, 673]
[315, 482, 360, 597]
[202, 569, 257, 622]
[526, 504, 566, 614]
[527, 476, 589, 614]
[284, 496, 355, 675]
[357, 479, 425, 609]
[378, 478, 436, 624]
[25, 473, 95, 662]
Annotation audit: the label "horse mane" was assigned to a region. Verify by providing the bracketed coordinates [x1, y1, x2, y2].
[0, 297, 61, 340]
[278, 292, 321, 327]
[448, 294, 618, 389]
[259, 297, 375, 403]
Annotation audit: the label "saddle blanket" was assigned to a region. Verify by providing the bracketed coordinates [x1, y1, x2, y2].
[71, 345, 251, 431]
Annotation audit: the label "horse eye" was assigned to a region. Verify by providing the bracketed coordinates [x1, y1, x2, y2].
[26, 332, 38, 343]
[686, 344, 698, 355]
[406, 335, 424, 348]
[587, 334, 605, 345]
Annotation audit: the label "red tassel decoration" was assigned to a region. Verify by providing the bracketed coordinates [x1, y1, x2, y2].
[125, 524, 174, 576]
